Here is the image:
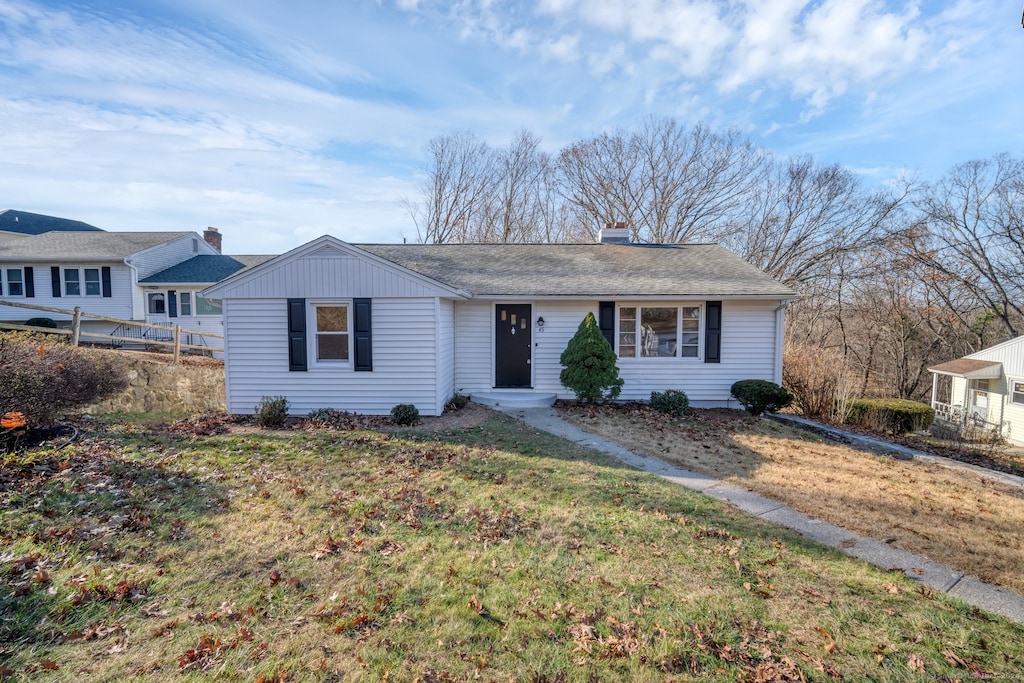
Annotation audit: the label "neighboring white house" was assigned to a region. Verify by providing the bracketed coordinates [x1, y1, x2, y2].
[0, 228, 269, 351]
[203, 228, 799, 417]
[928, 336, 1024, 445]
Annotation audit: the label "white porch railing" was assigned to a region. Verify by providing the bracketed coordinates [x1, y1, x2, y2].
[931, 400, 1004, 438]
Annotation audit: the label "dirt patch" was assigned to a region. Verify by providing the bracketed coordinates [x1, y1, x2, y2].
[561, 402, 1024, 594]
[204, 401, 496, 437]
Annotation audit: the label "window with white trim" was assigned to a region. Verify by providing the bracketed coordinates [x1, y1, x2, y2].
[179, 292, 192, 316]
[84, 268, 101, 295]
[312, 303, 350, 362]
[195, 296, 222, 316]
[64, 268, 80, 296]
[61, 268, 101, 297]
[4, 268, 24, 297]
[1012, 381, 1024, 406]
[617, 305, 701, 358]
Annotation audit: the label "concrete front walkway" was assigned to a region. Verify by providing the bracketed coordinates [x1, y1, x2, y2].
[495, 405, 1024, 625]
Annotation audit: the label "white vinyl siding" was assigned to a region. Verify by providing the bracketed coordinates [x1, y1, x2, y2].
[454, 300, 492, 392]
[436, 299, 456, 413]
[222, 297, 441, 416]
[0, 263, 134, 321]
[452, 299, 780, 407]
[129, 234, 218, 279]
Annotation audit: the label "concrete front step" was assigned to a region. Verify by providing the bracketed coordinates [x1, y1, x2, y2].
[470, 391, 557, 409]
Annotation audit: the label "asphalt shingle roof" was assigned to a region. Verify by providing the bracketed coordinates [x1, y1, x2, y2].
[0, 231, 194, 261]
[141, 254, 275, 284]
[0, 209, 103, 235]
[358, 243, 797, 298]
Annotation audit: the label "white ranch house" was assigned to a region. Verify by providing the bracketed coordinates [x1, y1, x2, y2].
[929, 336, 1024, 445]
[204, 228, 799, 417]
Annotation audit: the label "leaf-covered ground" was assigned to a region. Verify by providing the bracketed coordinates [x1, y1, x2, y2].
[1, 411, 1022, 681]
[562, 402, 1024, 594]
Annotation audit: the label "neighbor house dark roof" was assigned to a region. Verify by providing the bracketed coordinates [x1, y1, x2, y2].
[141, 254, 275, 284]
[0, 209, 103, 236]
[358, 243, 797, 298]
[0, 231, 193, 261]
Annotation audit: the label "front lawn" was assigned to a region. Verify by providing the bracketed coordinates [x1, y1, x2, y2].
[561, 403, 1024, 595]
[1, 411, 1021, 681]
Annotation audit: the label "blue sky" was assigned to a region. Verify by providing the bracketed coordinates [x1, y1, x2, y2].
[1, 0, 1021, 255]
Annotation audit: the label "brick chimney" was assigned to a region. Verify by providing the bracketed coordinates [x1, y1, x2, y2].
[203, 227, 222, 253]
[598, 222, 630, 244]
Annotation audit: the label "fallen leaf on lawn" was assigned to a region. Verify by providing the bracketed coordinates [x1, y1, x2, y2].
[908, 653, 925, 672]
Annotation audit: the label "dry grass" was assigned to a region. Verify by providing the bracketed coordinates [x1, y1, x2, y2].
[562, 403, 1024, 594]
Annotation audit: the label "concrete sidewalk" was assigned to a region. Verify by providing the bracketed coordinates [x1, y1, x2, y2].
[496, 405, 1024, 625]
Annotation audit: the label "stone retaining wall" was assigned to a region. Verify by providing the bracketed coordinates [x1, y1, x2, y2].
[85, 355, 226, 414]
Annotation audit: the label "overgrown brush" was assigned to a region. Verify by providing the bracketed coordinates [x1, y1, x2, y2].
[0, 331, 128, 425]
[783, 344, 855, 420]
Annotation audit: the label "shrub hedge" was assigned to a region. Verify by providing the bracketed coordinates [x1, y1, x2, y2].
[843, 398, 935, 435]
[730, 379, 794, 416]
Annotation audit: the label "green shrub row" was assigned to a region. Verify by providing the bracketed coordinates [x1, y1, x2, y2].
[843, 398, 935, 435]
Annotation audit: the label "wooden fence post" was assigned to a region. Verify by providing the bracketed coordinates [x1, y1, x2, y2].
[71, 307, 82, 347]
[173, 325, 182, 364]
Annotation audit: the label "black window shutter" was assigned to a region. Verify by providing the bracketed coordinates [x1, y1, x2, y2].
[168, 291, 178, 318]
[353, 298, 372, 371]
[101, 266, 112, 298]
[50, 266, 61, 297]
[705, 301, 722, 364]
[24, 267, 34, 298]
[598, 301, 615, 348]
[287, 298, 307, 371]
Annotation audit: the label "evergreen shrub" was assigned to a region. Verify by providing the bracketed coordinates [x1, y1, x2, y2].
[559, 312, 623, 402]
[730, 379, 794, 416]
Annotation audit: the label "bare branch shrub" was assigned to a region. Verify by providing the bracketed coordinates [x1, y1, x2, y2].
[0, 332, 128, 424]
[783, 344, 852, 419]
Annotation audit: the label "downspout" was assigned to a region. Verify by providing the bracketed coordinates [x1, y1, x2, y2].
[125, 258, 143, 321]
[773, 300, 791, 386]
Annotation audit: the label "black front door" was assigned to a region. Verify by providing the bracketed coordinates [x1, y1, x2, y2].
[495, 304, 532, 388]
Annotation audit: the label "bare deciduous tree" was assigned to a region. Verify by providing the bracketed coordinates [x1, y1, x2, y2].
[909, 154, 1024, 338]
[557, 117, 764, 244]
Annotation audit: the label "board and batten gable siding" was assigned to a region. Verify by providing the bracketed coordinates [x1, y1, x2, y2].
[452, 299, 781, 406]
[0, 263, 134, 321]
[129, 234, 217, 280]
[209, 247, 452, 300]
[222, 297, 443, 416]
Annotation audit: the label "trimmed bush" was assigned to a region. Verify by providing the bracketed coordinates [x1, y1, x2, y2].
[0, 332, 128, 425]
[650, 389, 689, 416]
[730, 379, 794, 416]
[391, 403, 421, 426]
[255, 396, 289, 429]
[24, 317, 58, 330]
[559, 312, 623, 403]
[305, 407, 352, 428]
[844, 398, 935, 435]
